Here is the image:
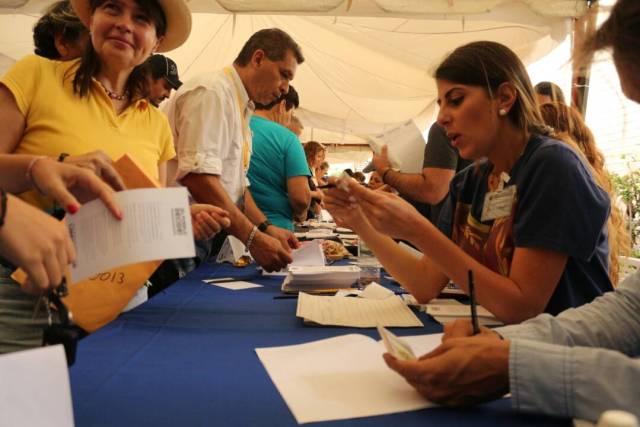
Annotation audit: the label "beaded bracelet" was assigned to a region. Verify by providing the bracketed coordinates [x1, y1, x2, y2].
[381, 167, 393, 183]
[245, 225, 258, 250]
[0, 189, 7, 228]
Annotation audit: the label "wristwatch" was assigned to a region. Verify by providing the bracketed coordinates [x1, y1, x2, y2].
[257, 220, 272, 233]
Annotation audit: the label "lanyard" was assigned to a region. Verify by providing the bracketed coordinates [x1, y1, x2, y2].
[223, 67, 251, 171]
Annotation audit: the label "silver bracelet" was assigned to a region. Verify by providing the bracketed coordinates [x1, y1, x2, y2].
[245, 225, 258, 250]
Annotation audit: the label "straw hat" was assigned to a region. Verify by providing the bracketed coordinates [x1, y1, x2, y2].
[70, 0, 192, 52]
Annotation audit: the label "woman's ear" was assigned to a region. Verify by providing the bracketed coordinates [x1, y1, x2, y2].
[53, 33, 69, 58]
[496, 82, 517, 115]
[152, 36, 164, 54]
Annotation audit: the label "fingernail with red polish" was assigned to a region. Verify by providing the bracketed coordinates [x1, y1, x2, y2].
[67, 204, 79, 214]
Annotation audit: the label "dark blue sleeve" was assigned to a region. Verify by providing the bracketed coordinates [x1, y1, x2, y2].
[514, 144, 610, 261]
[437, 172, 464, 238]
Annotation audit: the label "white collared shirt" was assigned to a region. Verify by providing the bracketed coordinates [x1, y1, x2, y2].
[163, 66, 254, 205]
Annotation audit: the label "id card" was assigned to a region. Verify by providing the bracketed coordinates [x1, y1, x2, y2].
[481, 185, 516, 222]
[377, 324, 416, 361]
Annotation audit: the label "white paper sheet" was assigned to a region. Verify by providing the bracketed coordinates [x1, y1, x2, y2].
[425, 300, 503, 327]
[66, 188, 195, 283]
[297, 292, 423, 327]
[205, 280, 263, 290]
[360, 282, 394, 300]
[255, 333, 442, 424]
[369, 120, 426, 173]
[0, 345, 74, 427]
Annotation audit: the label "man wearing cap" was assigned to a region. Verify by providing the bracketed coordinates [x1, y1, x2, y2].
[163, 28, 305, 272]
[146, 54, 182, 107]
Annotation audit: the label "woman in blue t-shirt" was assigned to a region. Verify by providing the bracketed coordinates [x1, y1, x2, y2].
[325, 41, 612, 324]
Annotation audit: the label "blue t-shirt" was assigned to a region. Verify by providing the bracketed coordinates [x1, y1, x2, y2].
[247, 116, 310, 230]
[438, 134, 613, 315]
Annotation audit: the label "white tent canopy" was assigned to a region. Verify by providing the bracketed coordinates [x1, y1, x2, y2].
[0, 0, 584, 144]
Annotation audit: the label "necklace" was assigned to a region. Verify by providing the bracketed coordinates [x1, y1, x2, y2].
[98, 80, 129, 101]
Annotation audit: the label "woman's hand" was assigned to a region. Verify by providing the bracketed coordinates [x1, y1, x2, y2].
[342, 179, 426, 241]
[62, 150, 126, 192]
[0, 195, 75, 295]
[265, 225, 301, 250]
[190, 204, 230, 241]
[323, 185, 370, 232]
[31, 158, 122, 218]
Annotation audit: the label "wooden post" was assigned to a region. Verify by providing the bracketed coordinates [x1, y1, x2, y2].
[571, 0, 599, 116]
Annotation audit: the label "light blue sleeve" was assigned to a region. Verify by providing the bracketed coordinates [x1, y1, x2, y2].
[497, 271, 640, 421]
[284, 133, 312, 179]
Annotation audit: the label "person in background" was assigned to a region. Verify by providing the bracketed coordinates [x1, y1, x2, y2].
[368, 170, 384, 190]
[326, 40, 612, 324]
[0, 0, 227, 353]
[164, 28, 304, 271]
[247, 86, 310, 230]
[33, 0, 88, 61]
[145, 54, 182, 107]
[315, 161, 329, 186]
[370, 123, 471, 224]
[540, 102, 630, 285]
[287, 115, 303, 137]
[383, 0, 640, 422]
[353, 171, 366, 184]
[534, 81, 566, 105]
[303, 141, 326, 219]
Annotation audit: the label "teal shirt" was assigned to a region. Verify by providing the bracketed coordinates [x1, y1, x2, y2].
[247, 116, 310, 230]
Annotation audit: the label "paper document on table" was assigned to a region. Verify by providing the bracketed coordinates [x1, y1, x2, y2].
[426, 300, 503, 327]
[297, 292, 423, 327]
[205, 280, 262, 290]
[368, 120, 426, 173]
[0, 345, 74, 427]
[66, 188, 195, 283]
[256, 333, 442, 423]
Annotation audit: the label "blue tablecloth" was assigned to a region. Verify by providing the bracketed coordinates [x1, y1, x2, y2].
[70, 262, 570, 426]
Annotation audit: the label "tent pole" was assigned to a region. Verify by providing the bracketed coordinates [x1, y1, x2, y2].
[571, 0, 599, 116]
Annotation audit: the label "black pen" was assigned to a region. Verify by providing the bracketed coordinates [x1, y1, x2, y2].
[468, 270, 480, 335]
[316, 184, 336, 189]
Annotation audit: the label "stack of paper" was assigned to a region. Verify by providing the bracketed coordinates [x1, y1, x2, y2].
[426, 299, 503, 327]
[255, 333, 442, 424]
[297, 292, 423, 328]
[281, 266, 360, 293]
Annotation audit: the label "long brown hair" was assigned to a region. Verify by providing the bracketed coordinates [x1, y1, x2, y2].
[540, 102, 631, 285]
[303, 141, 325, 168]
[435, 41, 551, 137]
[72, 0, 167, 100]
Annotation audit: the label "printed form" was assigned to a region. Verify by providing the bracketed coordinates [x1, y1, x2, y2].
[296, 292, 423, 327]
[66, 188, 196, 283]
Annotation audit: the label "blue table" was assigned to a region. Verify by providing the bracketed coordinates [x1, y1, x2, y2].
[70, 263, 570, 426]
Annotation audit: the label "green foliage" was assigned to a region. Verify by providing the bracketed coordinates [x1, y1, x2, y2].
[611, 166, 640, 248]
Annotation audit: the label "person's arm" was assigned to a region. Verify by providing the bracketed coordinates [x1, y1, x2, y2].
[286, 175, 310, 219]
[381, 166, 454, 205]
[332, 181, 568, 324]
[498, 272, 640, 351]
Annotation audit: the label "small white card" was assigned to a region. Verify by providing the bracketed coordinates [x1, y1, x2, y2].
[205, 280, 262, 290]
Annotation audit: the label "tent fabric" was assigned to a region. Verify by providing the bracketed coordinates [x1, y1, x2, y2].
[0, 0, 580, 143]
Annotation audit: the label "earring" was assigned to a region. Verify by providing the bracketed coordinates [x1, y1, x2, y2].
[499, 108, 507, 116]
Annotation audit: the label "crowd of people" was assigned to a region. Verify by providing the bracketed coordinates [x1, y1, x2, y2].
[0, 0, 639, 422]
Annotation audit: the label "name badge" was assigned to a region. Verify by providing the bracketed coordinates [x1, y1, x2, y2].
[481, 185, 516, 222]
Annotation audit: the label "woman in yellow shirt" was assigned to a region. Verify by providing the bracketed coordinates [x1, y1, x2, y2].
[0, 0, 228, 353]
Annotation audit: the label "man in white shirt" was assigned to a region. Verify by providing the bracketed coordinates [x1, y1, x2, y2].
[164, 28, 304, 271]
